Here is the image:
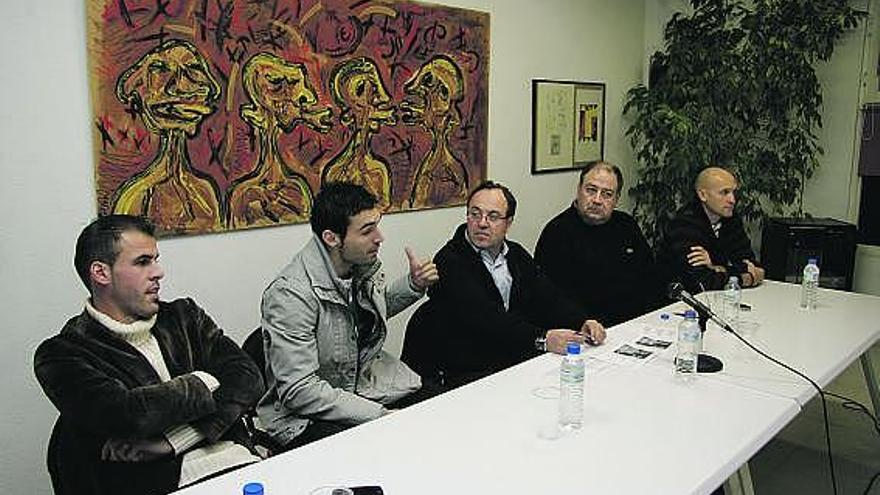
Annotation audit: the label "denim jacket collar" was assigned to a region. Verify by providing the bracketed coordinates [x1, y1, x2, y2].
[301, 235, 382, 306]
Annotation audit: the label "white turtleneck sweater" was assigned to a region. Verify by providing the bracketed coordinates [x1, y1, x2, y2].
[85, 301, 258, 487]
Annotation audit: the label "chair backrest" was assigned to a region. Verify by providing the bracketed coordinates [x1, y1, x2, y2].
[47, 418, 69, 494]
[242, 328, 266, 382]
[239, 327, 286, 455]
[401, 303, 440, 380]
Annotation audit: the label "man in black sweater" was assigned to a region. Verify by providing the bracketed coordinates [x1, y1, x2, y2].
[658, 166, 765, 293]
[535, 161, 662, 327]
[402, 181, 606, 390]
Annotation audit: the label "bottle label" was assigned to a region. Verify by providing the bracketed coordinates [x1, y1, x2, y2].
[561, 362, 585, 382]
[680, 326, 699, 342]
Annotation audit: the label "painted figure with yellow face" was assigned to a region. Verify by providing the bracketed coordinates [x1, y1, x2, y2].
[321, 57, 395, 209]
[112, 39, 223, 234]
[228, 53, 333, 229]
[400, 55, 469, 209]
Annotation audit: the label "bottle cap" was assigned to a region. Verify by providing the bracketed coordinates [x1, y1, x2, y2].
[808, 257, 818, 264]
[566, 342, 581, 355]
[728, 275, 738, 283]
[243, 482, 264, 495]
[684, 309, 697, 319]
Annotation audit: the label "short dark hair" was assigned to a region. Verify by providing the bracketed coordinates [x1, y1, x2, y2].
[310, 182, 378, 239]
[579, 160, 624, 195]
[467, 180, 517, 218]
[74, 215, 156, 292]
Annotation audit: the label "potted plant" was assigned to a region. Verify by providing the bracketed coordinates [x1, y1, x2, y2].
[624, 0, 866, 245]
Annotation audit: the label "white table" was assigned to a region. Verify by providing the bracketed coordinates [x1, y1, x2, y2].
[584, 281, 880, 494]
[176, 355, 798, 495]
[174, 281, 878, 495]
[607, 281, 880, 406]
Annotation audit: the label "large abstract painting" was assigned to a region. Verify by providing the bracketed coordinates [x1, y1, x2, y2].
[87, 0, 489, 236]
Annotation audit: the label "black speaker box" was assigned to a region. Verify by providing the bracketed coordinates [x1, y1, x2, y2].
[760, 217, 857, 290]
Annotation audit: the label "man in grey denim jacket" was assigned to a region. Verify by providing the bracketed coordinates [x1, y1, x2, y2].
[257, 182, 439, 449]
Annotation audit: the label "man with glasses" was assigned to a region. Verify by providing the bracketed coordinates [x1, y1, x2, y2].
[402, 181, 606, 391]
[535, 161, 661, 327]
[658, 166, 765, 293]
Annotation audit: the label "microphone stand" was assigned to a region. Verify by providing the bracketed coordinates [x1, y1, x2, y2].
[668, 282, 727, 373]
[695, 312, 723, 373]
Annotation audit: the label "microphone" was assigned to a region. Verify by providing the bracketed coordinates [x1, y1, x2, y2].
[667, 282, 732, 333]
[667, 282, 728, 373]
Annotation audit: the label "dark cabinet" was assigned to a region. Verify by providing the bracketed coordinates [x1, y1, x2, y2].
[761, 217, 857, 290]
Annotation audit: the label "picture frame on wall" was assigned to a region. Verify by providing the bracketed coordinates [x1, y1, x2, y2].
[531, 79, 605, 174]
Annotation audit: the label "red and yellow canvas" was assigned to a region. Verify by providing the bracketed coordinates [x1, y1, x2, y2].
[87, 0, 489, 236]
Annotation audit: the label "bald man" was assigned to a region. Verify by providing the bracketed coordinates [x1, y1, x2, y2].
[658, 167, 765, 293]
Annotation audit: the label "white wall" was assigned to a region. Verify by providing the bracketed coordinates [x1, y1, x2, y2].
[807, 0, 869, 221]
[0, 1, 646, 493]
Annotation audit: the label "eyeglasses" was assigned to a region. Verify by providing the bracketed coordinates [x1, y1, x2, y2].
[467, 208, 508, 224]
[582, 185, 617, 201]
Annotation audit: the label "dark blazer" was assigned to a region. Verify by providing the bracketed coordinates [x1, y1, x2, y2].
[658, 199, 758, 293]
[34, 298, 263, 495]
[403, 224, 586, 389]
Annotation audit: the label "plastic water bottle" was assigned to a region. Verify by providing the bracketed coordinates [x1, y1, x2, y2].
[675, 310, 701, 379]
[243, 482, 264, 495]
[559, 342, 585, 429]
[655, 312, 676, 339]
[721, 276, 741, 326]
[800, 258, 820, 310]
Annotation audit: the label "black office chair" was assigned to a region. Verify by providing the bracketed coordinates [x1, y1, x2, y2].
[241, 328, 284, 457]
[242, 328, 267, 380]
[401, 304, 446, 391]
[402, 303, 491, 392]
[46, 419, 83, 495]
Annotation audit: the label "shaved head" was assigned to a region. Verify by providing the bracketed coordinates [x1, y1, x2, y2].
[695, 167, 736, 192]
[695, 166, 738, 221]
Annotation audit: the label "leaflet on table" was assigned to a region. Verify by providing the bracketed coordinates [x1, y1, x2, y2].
[583, 321, 677, 367]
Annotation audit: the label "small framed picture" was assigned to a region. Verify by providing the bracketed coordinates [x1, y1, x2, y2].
[531, 79, 606, 174]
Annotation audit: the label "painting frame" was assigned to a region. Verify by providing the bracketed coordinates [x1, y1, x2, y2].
[531, 79, 605, 174]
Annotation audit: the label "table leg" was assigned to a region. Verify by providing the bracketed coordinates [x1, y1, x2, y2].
[860, 352, 880, 419]
[723, 463, 755, 495]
